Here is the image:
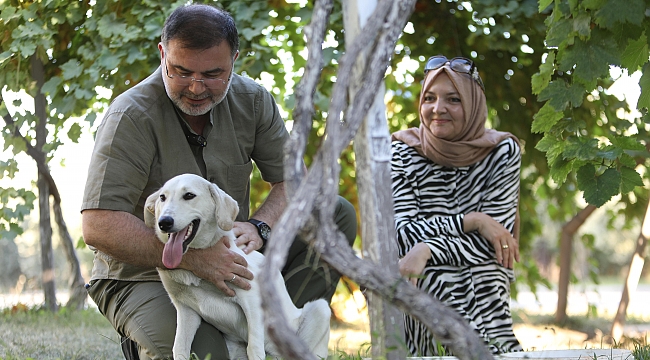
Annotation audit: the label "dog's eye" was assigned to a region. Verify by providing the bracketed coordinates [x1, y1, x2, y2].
[183, 192, 196, 200]
[160, 194, 166, 202]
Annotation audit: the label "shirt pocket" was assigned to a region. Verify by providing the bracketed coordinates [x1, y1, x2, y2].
[227, 160, 253, 213]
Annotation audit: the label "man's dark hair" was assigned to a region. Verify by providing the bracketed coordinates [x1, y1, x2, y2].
[161, 4, 239, 58]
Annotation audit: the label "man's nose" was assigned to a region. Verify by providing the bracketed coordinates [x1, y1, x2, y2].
[188, 78, 207, 93]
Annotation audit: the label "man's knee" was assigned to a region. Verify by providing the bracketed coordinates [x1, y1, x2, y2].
[335, 195, 357, 246]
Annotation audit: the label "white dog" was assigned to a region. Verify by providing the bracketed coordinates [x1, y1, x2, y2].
[144, 173, 331, 360]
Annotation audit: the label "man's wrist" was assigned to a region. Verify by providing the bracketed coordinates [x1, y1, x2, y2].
[247, 219, 271, 250]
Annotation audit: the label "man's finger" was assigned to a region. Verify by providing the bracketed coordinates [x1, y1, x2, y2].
[217, 282, 236, 297]
[231, 273, 251, 290]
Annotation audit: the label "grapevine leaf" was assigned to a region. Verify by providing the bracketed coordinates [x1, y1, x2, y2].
[546, 17, 573, 47]
[559, 29, 620, 83]
[594, 0, 644, 29]
[621, 33, 648, 71]
[610, 135, 645, 151]
[538, 79, 585, 111]
[550, 156, 574, 185]
[620, 167, 643, 193]
[60, 60, 83, 80]
[577, 165, 621, 207]
[532, 102, 564, 133]
[638, 63, 650, 110]
[563, 136, 599, 161]
[67, 123, 82, 143]
[538, 0, 553, 12]
[532, 51, 555, 94]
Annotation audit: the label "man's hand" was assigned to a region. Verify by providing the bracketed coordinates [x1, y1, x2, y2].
[232, 221, 264, 254]
[181, 237, 254, 296]
[398, 242, 431, 287]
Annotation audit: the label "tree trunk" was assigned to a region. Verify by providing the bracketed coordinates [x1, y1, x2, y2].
[28, 53, 85, 310]
[52, 200, 87, 309]
[37, 173, 58, 312]
[611, 198, 649, 342]
[31, 54, 58, 312]
[556, 205, 596, 324]
[343, 1, 405, 358]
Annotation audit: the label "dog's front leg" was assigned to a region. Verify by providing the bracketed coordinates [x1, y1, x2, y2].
[238, 296, 266, 360]
[173, 304, 202, 360]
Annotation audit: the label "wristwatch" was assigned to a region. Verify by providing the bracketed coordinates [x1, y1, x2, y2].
[247, 218, 271, 245]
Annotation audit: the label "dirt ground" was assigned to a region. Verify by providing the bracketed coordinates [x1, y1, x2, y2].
[327, 289, 650, 355]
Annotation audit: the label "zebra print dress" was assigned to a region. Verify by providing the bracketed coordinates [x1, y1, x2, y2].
[391, 137, 523, 355]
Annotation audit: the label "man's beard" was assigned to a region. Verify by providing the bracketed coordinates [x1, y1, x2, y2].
[165, 80, 231, 116]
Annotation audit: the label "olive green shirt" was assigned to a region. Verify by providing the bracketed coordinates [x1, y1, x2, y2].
[82, 67, 288, 282]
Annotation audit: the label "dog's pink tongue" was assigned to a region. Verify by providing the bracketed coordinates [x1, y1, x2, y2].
[162, 228, 188, 269]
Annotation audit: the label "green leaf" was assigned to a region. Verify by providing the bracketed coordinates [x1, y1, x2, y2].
[558, 29, 620, 83]
[0, 51, 13, 65]
[594, 0, 645, 29]
[572, 13, 591, 38]
[620, 167, 643, 193]
[532, 102, 564, 133]
[538, 79, 585, 111]
[620, 33, 648, 71]
[98, 52, 122, 71]
[563, 136, 600, 161]
[0, 6, 20, 23]
[538, 0, 553, 12]
[531, 51, 555, 94]
[618, 153, 636, 168]
[67, 123, 82, 143]
[60, 60, 83, 80]
[638, 63, 650, 109]
[610, 135, 645, 151]
[41, 76, 62, 98]
[551, 158, 573, 185]
[577, 165, 621, 207]
[97, 13, 127, 38]
[546, 17, 574, 47]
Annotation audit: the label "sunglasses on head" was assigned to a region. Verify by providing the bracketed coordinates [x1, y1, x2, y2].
[424, 56, 485, 91]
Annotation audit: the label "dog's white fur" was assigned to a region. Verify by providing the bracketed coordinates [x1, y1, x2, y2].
[144, 173, 331, 360]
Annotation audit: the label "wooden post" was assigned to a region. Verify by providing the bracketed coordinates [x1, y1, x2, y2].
[343, 1, 406, 358]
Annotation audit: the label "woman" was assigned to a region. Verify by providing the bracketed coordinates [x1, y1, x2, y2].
[391, 55, 523, 355]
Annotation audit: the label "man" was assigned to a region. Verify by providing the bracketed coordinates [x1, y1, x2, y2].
[81, 4, 357, 359]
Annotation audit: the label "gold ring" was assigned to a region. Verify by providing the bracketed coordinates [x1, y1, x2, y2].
[229, 274, 236, 282]
[502, 244, 509, 249]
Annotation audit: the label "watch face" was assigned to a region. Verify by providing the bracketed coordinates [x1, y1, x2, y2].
[259, 224, 271, 240]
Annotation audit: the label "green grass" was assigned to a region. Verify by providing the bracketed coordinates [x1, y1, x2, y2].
[1, 305, 649, 360]
[0, 305, 122, 360]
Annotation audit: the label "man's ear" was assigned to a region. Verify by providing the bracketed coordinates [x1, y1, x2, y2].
[210, 183, 239, 231]
[144, 189, 161, 228]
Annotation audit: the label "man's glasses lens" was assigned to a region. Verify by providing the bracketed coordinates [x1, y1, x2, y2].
[165, 60, 228, 89]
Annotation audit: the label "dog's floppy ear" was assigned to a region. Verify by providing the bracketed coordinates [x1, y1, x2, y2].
[144, 189, 161, 229]
[209, 183, 239, 231]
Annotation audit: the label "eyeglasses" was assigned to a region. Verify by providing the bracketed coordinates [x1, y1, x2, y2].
[164, 59, 230, 89]
[424, 56, 485, 91]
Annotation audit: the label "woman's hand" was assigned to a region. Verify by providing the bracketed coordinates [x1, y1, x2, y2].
[398, 242, 431, 286]
[463, 212, 519, 269]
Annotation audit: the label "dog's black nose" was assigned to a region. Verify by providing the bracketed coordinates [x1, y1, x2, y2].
[158, 216, 174, 232]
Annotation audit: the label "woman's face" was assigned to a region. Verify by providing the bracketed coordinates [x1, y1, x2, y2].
[420, 72, 465, 141]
